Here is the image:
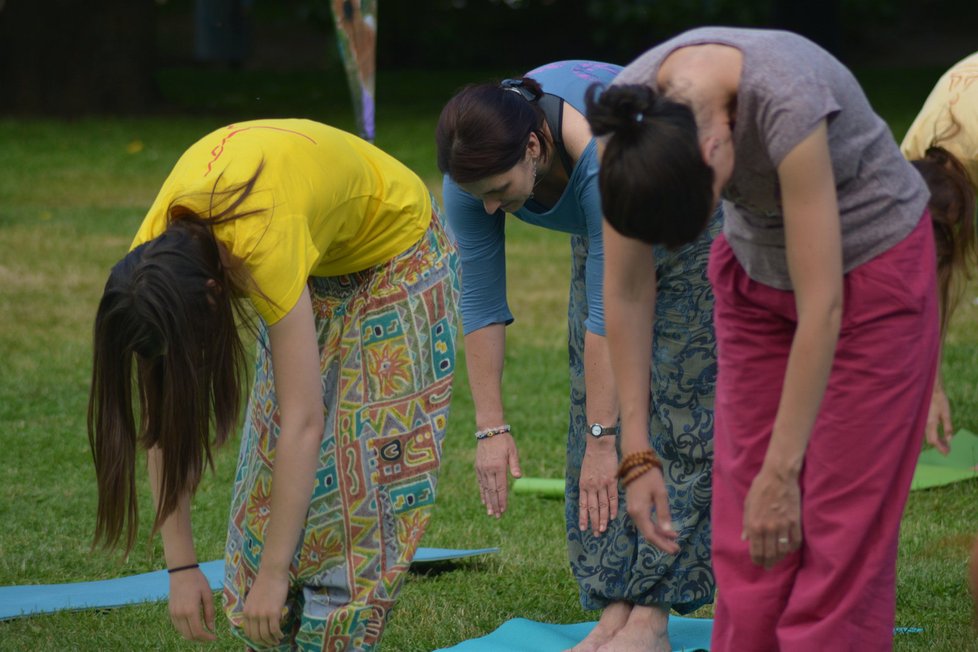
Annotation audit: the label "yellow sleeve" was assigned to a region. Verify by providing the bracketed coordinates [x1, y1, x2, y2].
[228, 212, 321, 325]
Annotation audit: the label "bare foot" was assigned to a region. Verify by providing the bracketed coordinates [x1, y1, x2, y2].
[566, 602, 632, 652]
[595, 604, 671, 652]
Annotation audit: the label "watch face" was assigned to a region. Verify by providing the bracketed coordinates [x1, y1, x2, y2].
[590, 424, 602, 437]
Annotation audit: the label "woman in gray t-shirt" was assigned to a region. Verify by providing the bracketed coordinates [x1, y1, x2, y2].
[588, 27, 937, 651]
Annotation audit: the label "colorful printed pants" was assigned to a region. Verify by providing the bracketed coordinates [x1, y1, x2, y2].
[565, 208, 722, 613]
[709, 214, 938, 651]
[223, 208, 460, 651]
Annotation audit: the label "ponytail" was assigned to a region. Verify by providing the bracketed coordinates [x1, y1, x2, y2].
[586, 82, 714, 248]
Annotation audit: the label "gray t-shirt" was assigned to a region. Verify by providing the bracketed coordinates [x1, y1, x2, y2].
[615, 27, 929, 289]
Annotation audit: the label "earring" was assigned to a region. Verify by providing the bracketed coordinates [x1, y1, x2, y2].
[528, 158, 540, 200]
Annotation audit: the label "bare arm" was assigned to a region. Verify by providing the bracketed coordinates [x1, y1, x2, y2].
[603, 221, 678, 552]
[743, 120, 843, 568]
[578, 331, 620, 535]
[148, 448, 215, 642]
[243, 286, 325, 646]
[466, 324, 522, 517]
[465, 323, 507, 429]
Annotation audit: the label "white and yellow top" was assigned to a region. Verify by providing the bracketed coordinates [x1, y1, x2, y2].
[901, 51, 978, 191]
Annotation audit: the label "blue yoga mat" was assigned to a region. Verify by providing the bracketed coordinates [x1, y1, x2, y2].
[435, 617, 713, 652]
[0, 547, 498, 621]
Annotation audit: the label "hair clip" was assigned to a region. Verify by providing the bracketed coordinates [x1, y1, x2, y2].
[501, 78, 536, 102]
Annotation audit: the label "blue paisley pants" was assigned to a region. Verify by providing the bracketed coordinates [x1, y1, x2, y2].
[565, 208, 722, 613]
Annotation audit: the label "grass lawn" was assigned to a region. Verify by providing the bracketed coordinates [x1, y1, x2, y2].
[1, 63, 976, 651]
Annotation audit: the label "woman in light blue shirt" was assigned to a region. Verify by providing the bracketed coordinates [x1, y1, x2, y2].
[437, 60, 721, 650]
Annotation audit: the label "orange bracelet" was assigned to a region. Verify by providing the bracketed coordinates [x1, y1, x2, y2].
[621, 462, 661, 487]
[617, 450, 662, 478]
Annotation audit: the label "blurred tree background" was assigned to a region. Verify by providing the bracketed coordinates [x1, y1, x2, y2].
[0, 0, 975, 116]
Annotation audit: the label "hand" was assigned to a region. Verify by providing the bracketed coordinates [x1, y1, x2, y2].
[242, 566, 290, 647]
[742, 465, 802, 569]
[475, 433, 522, 518]
[578, 438, 619, 536]
[168, 567, 216, 641]
[624, 465, 679, 554]
[925, 382, 953, 455]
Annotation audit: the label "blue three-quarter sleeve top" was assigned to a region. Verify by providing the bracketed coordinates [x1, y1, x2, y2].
[442, 60, 622, 336]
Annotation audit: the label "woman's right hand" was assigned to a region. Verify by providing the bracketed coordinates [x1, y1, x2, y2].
[475, 433, 522, 518]
[168, 568, 216, 641]
[624, 465, 679, 554]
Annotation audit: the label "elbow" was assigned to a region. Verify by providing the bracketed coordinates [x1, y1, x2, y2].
[304, 412, 326, 446]
[289, 410, 325, 449]
[822, 290, 843, 336]
[829, 284, 843, 326]
[797, 287, 843, 339]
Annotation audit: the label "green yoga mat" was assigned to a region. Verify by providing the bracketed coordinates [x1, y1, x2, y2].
[512, 477, 565, 498]
[514, 429, 978, 498]
[912, 428, 978, 490]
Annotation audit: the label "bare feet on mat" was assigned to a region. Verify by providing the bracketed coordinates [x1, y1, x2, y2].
[566, 601, 631, 652]
[596, 604, 671, 652]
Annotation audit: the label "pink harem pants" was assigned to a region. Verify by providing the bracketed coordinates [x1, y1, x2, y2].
[708, 214, 938, 652]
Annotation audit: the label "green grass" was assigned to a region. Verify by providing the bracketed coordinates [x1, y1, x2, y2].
[1, 64, 976, 651]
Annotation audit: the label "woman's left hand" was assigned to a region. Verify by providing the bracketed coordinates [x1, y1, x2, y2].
[242, 567, 290, 647]
[742, 465, 802, 569]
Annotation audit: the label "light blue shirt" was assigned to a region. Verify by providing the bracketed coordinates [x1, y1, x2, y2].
[442, 60, 622, 335]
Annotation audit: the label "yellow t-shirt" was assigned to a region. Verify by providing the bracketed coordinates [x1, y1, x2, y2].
[901, 51, 978, 191]
[132, 119, 431, 324]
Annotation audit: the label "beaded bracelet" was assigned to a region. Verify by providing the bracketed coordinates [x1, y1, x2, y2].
[622, 462, 660, 487]
[167, 563, 200, 574]
[617, 450, 662, 475]
[617, 450, 663, 487]
[475, 424, 511, 440]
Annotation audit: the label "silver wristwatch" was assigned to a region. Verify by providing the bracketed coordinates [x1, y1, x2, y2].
[588, 422, 619, 438]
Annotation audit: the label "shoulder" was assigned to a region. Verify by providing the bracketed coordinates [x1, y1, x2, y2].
[527, 60, 622, 93]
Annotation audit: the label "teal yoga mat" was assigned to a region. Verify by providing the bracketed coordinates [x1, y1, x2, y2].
[911, 428, 978, 490]
[436, 618, 923, 651]
[435, 616, 712, 651]
[0, 547, 498, 621]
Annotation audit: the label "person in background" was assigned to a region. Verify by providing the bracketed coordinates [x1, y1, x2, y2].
[437, 60, 719, 651]
[900, 50, 978, 455]
[88, 119, 459, 651]
[589, 27, 938, 650]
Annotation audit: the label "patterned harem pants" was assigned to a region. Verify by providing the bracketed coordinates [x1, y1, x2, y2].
[223, 208, 460, 651]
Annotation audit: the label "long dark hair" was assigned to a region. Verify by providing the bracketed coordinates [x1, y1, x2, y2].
[911, 145, 977, 335]
[88, 164, 266, 552]
[585, 83, 714, 248]
[436, 76, 551, 183]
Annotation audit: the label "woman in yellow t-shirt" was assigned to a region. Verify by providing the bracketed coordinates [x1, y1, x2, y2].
[88, 119, 460, 650]
[900, 52, 978, 456]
